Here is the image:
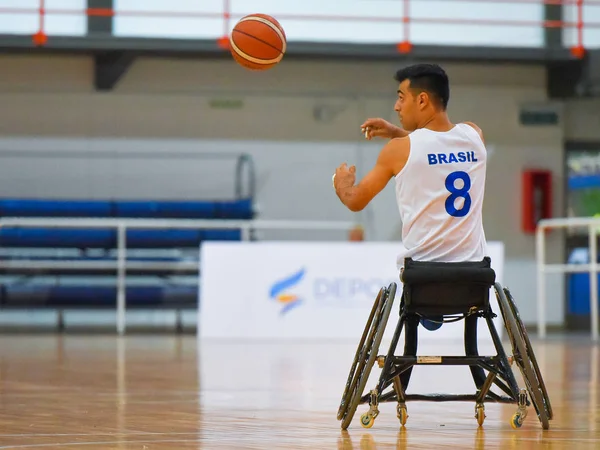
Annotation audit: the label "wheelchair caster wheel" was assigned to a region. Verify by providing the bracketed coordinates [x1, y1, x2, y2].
[511, 412, 525, 429]
[511, 391, 529, 429]
[360, 412, 375, 428]
[397, 404, 408, 426]
[475, 404, 486, 427]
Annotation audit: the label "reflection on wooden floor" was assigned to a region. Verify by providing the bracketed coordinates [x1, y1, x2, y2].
[0, 333, 597, 449]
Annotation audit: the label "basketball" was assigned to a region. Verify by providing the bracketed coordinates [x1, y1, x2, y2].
[230, 14, 287, 71]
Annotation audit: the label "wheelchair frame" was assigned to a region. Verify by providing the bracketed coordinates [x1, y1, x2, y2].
[337, 259, 552, 431]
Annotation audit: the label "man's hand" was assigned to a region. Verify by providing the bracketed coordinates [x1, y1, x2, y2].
[334, 163, 356, 192]
[361, 118, 408, 140]
[333, 162, 359, 211]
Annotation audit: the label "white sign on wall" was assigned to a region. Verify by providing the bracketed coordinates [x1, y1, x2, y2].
[199, 241, 504, 347]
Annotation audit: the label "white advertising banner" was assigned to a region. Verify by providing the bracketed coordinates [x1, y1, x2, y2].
[199, 242, 504, 346]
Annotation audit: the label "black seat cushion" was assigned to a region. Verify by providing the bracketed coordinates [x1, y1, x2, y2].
[400, 257, 496, 316]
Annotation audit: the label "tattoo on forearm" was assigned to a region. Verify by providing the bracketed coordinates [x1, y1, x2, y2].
[338, 185, 357, 205]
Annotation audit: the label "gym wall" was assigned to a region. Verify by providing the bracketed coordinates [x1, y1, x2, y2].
[0, 54, 574, 326]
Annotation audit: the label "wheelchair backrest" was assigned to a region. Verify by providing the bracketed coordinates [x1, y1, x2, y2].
[400, 257, 496, 316]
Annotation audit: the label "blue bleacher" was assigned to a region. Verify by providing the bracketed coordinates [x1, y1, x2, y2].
[0, 198, 252, 219]
[0, 227, 242, 248]
[0, 198, 251, 247]
[1, 284, 197, 308]
[0, 197, 255, 309]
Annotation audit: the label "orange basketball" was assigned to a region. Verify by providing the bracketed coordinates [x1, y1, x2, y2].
[230, 14, 286, 71]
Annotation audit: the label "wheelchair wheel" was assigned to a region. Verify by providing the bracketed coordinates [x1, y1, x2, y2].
[340, 283, 397, 430]
[503, 286, 553, 420]
[494, 283, 550, 430]
[337, 287, 385, 421]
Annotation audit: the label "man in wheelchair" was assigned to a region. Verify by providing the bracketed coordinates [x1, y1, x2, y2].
[332, 64, 552, 431]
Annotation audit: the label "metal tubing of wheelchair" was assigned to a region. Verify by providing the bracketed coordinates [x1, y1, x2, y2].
[116, 224, 126, 336]
[475, 371, 498, 404]
[403, 394, 516, 403]
[536, 225, 546, 339]
[390, 356, 501, 366]
[375, 391, 516, 404]
[590, 224, 599, 342]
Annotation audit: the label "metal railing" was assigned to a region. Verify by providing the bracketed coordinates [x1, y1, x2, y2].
[0, 0, 595, 54]
[0, 217, 355, 335]
[536, 216, 600, 342]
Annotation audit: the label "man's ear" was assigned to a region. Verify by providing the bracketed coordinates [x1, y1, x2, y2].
[417, 92, 428, 110]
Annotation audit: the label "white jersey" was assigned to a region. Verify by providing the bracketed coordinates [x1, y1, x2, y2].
[394, 123, 488, 268]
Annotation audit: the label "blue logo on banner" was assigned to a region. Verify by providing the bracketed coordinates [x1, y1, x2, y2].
[269, 268, 306, 315]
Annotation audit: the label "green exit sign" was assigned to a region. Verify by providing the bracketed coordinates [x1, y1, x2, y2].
[519, 110, 559, 126]
[208, 99, 244, 109]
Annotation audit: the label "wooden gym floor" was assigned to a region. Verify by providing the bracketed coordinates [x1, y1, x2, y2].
[0, 332, 597, 449]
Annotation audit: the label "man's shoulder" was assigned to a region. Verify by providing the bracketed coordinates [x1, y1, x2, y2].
[385, 136, 411, 160]
[389, 135, 411, 145]
[380, 136, 410, 176]
[461, 121, 485, 142]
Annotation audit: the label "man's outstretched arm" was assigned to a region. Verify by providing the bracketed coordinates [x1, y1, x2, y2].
[334, 138, 409, 212]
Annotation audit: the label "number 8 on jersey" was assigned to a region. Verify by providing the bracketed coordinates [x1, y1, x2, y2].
[445, 170, 471, 217]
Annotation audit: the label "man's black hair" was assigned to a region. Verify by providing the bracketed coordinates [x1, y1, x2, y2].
[394, 64, 449, 110]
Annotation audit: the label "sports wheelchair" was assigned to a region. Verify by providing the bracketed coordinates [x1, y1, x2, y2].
[337, 257, 552, 430]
